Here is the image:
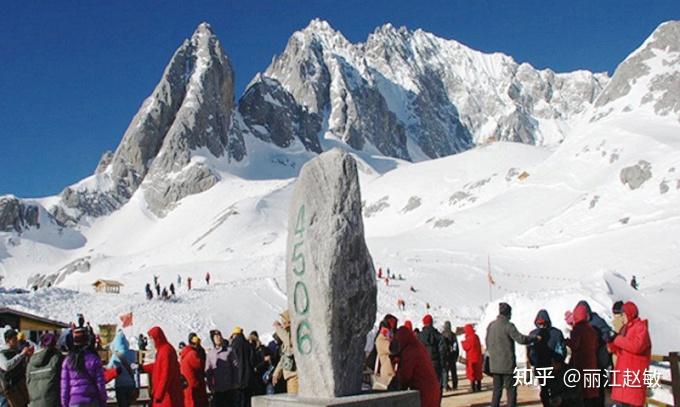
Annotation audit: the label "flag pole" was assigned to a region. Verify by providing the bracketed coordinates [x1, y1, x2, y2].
[488, 255, 492, 302]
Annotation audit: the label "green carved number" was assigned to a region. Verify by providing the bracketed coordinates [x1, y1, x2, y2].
[296, 320, 313, 355]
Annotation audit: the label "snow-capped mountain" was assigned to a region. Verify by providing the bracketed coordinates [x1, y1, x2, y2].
[1, 20, 679, 364]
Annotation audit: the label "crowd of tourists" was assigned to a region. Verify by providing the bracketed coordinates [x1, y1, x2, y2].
[0, 298, 651, 407]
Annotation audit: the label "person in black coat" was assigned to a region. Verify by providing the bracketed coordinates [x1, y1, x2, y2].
[418, 314, 447, 394]
[527, 309, 566, 407]
[230, 328, 254, 407]
[441, 321, 459, 390]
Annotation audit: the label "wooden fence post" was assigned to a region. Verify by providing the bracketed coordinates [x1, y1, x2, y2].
[669, 352, 680, 407]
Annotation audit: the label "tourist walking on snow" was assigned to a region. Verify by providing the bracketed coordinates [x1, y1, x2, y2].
[418, 314, 447, 395]
[608, 301, 651, 407]
[395, 326, 441, 407]
[177, 274, 182, 287]
[486, 302, 537, 407]
[145, 283, 153, 300]
[462, 324, 483, 393]
[205, 272, 210, 286]
[180, 333, 209, 407]
[630, 275, 638, 290]
[60, 328, 107, 407]
[187, 277, 192, 290]
[143, 326, 183, 407]
[26, 333, 63, 407]
[169, 283, 175, 297]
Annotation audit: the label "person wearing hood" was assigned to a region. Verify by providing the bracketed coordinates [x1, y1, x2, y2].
[441, 321, 460, 391]
[108, 331, 138, 407]
[566, 304, 599, 406]
[180, 333, 208, 407]
[486, 302, 536, 407]
[577, 300, 613, 406]
[229, 328, 253, 407]
[206, 330, 235, 407]
[395, 327, 441, 407]
[60, 327, 107, 407]
[462, 324, 483, 393]
[527, 310, 566, 406]
[418, 314, 447, 394]
[248, 331, 269, 397]
[1, 329, 33, 407]
[143, 326, 183, 407]
[26, 333, 63, 407]
[608, 301, 651, 407]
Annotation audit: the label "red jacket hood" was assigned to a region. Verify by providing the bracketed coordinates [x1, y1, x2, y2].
[573, 305, 589, 325]
[148, 326, 170, 348]
[622, 301, 639, 321]
[396, 326, 418, 349]
[464, 324, 475, 336]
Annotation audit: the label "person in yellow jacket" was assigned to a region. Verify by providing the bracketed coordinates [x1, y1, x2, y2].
[272, 311, 298, 394]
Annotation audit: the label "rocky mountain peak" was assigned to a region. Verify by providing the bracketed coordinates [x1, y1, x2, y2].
[593, 20, 680, 121]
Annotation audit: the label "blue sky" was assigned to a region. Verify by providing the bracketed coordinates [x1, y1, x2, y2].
[1, 1, 678, 198]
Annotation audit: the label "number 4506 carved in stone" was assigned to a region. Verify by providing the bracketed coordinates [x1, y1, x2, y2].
[291, 204, 312, 355]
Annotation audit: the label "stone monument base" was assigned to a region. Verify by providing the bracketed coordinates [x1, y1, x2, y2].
[251, 391, 420, 407]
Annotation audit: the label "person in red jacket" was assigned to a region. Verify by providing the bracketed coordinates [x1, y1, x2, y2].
[462, 324, 483, 393]
[608, 301, 651, 407]
[395, 326, 441, 407]
[180, 333, 209, 407]
[143, 326, 184, 407]
[566, 304, 599, 406]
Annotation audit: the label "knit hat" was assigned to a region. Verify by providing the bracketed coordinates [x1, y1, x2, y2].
[73, 327, 89, 347]
[612, 301, 624, 314]
[17, 332, 26, 341]
[403, 320, 413, 331]
[3, 328, 17, 342]
[422, 314, 433, 326]
[232, 326, 243, 336]
[499, 302, 512, 317]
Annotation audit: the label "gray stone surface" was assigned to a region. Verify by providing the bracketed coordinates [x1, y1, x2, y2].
[252, 391, 420, 407]
[0, 195, 40, 233]
[620, 161, 653, 190]
[286, 149, 377, 398]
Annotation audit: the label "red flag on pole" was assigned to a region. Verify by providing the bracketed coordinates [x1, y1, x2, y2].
[119, 312, 133, 328]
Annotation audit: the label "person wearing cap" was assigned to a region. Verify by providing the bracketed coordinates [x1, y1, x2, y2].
[272, 311, 298, 394]
[486, 302, 537, 407]
[26, 333, 63, 407]
[60, 327, 107, 407]
[180, 333, 208, 407]
[608, 301, 651, 407]
[206, 330, 236, 406]
[1, 329, 33, 407]
[418, 314, 447, 395]
[229, 328, 253, 407]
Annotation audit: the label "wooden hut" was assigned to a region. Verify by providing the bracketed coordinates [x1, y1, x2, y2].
[0, 307, 69, 343]
[92, 279, 124, 294]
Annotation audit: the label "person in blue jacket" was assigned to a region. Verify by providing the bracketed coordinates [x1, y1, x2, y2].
[108, 331, 138, 407]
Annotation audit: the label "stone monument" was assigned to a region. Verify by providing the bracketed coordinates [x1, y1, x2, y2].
[252, 149, 420, 407]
